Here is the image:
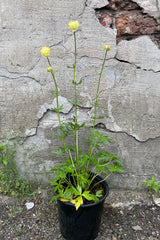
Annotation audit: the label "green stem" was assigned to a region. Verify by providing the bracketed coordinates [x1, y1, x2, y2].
[47, 57, 70, 163]
[90, 172, 112, 191]
[87, 50, 108, 171]
[93, 50, 107, 129]
[73, 31, 79, 171]
[69, 150, 77, 186]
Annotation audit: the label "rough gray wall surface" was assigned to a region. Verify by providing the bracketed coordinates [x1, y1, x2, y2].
[0, 0, 160, 188]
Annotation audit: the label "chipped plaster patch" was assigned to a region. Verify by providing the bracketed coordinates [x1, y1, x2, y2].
[133, 0, 159, 18]
[131, 133, 140, 141]
[37, 96, 73, 119]
[117, 36, 160, 72]
[39, 105, 91, 129]
[80, 92, 92, 107]
[25, 128, 37, 137]
[108, 97, 122, 132]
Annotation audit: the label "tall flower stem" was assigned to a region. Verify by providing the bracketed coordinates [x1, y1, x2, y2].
[47, 57, 70, 164]
[93, 50, 107, 129]
[87, 50, 108, 171]
[73, 31, 79, 171]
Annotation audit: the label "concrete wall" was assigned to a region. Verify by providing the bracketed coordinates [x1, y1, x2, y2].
[0, 0, 160, 188]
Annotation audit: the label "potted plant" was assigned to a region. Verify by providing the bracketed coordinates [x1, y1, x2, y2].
[40, 20, 124, 240]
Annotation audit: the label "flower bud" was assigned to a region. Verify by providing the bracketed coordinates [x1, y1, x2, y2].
[68, 21, 80, 31]
[40, 47, 51, 57]
[104, 45, 111, 51]
[47, 66, 53, 72]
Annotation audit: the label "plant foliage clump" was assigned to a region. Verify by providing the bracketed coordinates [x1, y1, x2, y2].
[0, 141, 33, 197]
[41, 21, 124, 210]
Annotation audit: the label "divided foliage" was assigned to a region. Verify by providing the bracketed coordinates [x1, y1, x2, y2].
[41, 21, 124, 210]
[0, 141, 33, 197]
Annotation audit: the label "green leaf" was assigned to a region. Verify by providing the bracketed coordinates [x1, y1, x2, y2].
[89, 130, 113, 145]
[77, 185, 82, 194]
[71, 186, 80, 196]
[2, 158, 8, 166]
[83, 191, 99, 202]
[107, 163, 124, 173]
[67, 122, 85, 131]
[79, 154, 89, 166]
[64, 165, 75, 174]
[51, 148, 63, 156]
[151, 177, 156, 185]
[96, 190, 103, 198]
[96, 165, 108, 174]
[82, 191, 94, 201]
[143, 180, 151, 187]
[153, 186, 160, 192]
[55, 170, 67, 179]
[63, 188, 73, 201]
[50, 194, 62, 203]
[68, 100, 83, 105]
[51, 105, 63, 112]
[67, 65, 74, 69]
[68, 100, 76, 105]
[91, 116, 104, 120]
[77, 78, 83, 85]
[90, 157, 98, 165]
[72, 78, 83, 86]
[51, 134, 61, 139]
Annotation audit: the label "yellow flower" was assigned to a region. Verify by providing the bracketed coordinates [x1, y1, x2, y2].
[104, 45, 111, 51]
[40, 47, 50, 57]
[68, 21, 80, 31]
[47, 66, 53, 72]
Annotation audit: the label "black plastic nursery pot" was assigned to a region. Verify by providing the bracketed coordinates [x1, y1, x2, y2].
[57, 175, 109, 240]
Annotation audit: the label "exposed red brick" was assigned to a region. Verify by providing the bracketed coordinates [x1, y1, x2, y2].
[97, 13, 113, 28]
[116, 13, 160, 37]
[106, 0, 141, 11]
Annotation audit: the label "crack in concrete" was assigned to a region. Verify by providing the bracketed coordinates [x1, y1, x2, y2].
[19, 112, 46, 143]
[28, 58, 41, 72]
[24, 104, 91, 140]
[95, 124, 160, 143]
[80, 55, 115, 62]
[50, 40, 63, 48]
[115, 56, 160, 73]
[6, 0, 159, 145]
[13, 108, 160, 145]
[0, 73, 41, 84]
[0, 68, 24, 78]
[0, 56, 40, 77]
[29, 110, 160, 144]
[22, 87, 160, 144]
[0, 67, 41, 84]
[78, 0, 88, 17]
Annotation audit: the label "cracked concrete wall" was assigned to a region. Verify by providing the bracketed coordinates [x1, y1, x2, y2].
[0, 0, 160, 189]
